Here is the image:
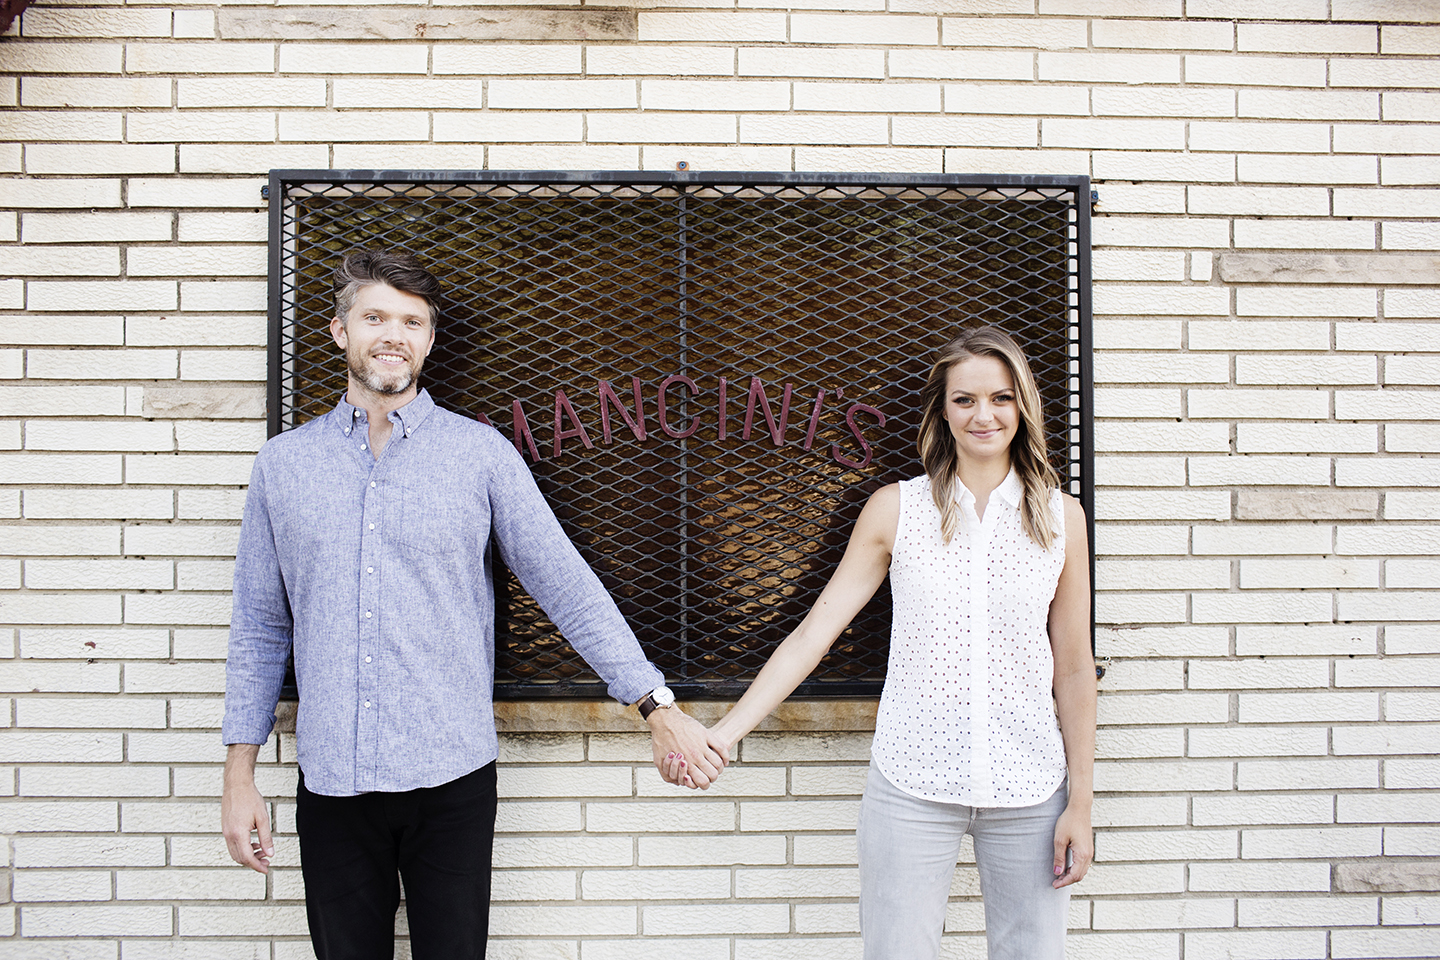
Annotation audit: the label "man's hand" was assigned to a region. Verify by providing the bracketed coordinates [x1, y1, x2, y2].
[647, 707, 726, 790]
[221, 743, 274, 874]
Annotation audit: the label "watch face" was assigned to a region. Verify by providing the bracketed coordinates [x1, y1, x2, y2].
[652, 685, 676, 707]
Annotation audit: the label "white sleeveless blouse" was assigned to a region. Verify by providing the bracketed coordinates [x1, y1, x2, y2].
[871, 470, 1068, 807]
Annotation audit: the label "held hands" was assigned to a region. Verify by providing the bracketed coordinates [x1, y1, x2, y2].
[647, 707, 728, 790]
[659, 726, 734, 790]
[1051, 801, 1093, 889]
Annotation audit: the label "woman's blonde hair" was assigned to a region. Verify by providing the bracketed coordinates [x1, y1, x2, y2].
[917, 327, 1060, 548]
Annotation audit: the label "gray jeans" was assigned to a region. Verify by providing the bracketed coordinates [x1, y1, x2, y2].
[857, 761, 1070, 960]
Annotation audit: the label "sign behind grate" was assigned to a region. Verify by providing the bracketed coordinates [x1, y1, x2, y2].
[268, 171, 1093, 699]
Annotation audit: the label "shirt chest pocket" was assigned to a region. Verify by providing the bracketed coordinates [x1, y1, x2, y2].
[396, 481, 481, 558]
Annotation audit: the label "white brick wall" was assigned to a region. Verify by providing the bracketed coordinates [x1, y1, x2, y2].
[2, 0, 1439, 955]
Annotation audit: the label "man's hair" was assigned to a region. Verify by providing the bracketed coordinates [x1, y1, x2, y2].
[333, 249, 444, 328]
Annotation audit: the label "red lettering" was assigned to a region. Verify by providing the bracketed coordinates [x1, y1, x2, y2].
[658, 374, 700, 439]
[831, 402, 886, 470]
[717, 376, 727, 442]
[802, 388, 826, 451]
[598, 377, 648, 444]
[511, 399, 541, 463]
[553, 389, 595, 458]
[743, 376, 793, 447]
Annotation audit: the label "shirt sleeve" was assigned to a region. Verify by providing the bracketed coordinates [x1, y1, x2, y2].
[221, 453, 295, 746]
[484, 436, 664, 705]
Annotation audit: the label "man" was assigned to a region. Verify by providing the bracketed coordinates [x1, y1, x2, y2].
[221, 249, 724, 959]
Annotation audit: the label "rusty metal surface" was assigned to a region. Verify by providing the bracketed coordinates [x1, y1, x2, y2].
[268, 171, 1092, 699]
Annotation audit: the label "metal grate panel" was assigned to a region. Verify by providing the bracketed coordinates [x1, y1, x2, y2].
[268, 171, 1093, 700]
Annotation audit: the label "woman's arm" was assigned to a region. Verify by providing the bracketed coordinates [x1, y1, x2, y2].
[707, 484, 900, 753]
[1050, 493, 1096, 888]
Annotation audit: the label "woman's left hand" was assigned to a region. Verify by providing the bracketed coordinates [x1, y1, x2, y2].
[1051, 801, 1093, 888]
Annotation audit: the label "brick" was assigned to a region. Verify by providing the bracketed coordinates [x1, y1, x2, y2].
[792, 13, 936, 45]
[434, 43, 581, 75]
[1382, 156, 1440, 186]
[179, 142, 331, 175]
[1388, 557, 1440, 589]
[1095, 386, 1183, 419]
[640, 834, 784, 866]
[492, 869, 577, 903]
[123, 662, 226, 693]
[0, 111, 122, 142]
[21, 763, 170, 798]
[1195, 121, 1333, 155]
[1092, 794, 1188, 828]
[129, 731, 226, 763]
[1099, 158, 1232, 193]
[1, 244, 120, 277]
[1096, 759, 1232, 792]
[127, 523, 240, 558]
[1098, 692, 1228, 726]
[27, 347, 178, 380]
[489, 79, 635, 110]
[1387, 757, 1440, 790]
[642, 903, 788, 936]
[20, 627, 169, 659]
[498, 766, 629, 798]
[1190, 458, 1331, 489]
[1082, 862, 1185, 896]
[1188, 389, 1329, 421]
[745, 114, 889, 145]
[129, 111, 276, 144]
[1093, 455, 1185, 486]
[1193, 591, 1332, 624]
[1, 524, 120, 556]
[1097, 828, 1236, 861]
[1242, 827, 1381, 862]
[1387, 491, 1440, 520]
[24, 481, 169, 520]
[887, 48, 1030, 80]
[1092, 184, 1186, 215]
[739, 731, 870, 763]
[1234, 218, 1376, 251]
[1387, 288, 1440, 318]
[1096, 422, 1229, 454]
[1095, 490, 1229, 522]
[1094, 18, 1231, 50]
[1339, 525, 1440, 555]
[1044, 118, 1183, 151]
[1093, 523, 1189, 556]
[1240, 153, 1377, 185]
[1334, 928, 1440, 960]
[803, 146, 942, 172]
[1383, 23, 1440, 53]
[1093, 218, 1230, 249]
[0, 800, 117, 833]
[27, 559, 173, 591]
[1186, 930, 1328, 960]
[1190, 186, 1329, 217]
[172, 627, 228, 659]
[1185, 55, 1326, 88]
[1237, 423, 1377, 454]
[1339, 592, 1440, 623]
[28, 283, 178, 314]
[1339, 792, 1440, 825]
[1242, 557, 1379, 589]
[1093, 284, 1229, 316]
[1339, 457, 1440, 486]
[22, 905, 172, 937]
[177, 905, 309, 937]
[274, 42, 423, 74]
[27, 420, 175, 453]
[1238, 21, 1377, 54]
[1341, 322, 1440, 353]
[124, 592, 233, 626]
[24, 211, 171, 245]
[433, 112, 583, 142]
[1066, 933, 1181, 960]
[126, 42, 274, 74]
[1038, 52, 1180, 85]
[590, 944, 722, 960]
[1332, 59, 1440, 89]
[1238, 355, 1377, 386]
[1096, 592, 1187, 624]
[1092, 898, 1233, 930]
[1242, 691, 1378, 724]
[0, 42, 123, 74]
[1385, 91, 1440, 123]
[173, 10, 216, 39]
[1239, 89, 1378, 122]
[0, 452, 123, 484]
[1337, 190, 1440, 221]
[639, 11, 785, 42]
[278, 110, 427, 143]
[1238, 758, 1378, 793]
[894, 116, 1034, 147]
[1385, 827, 1440, 856]
[1189, 727, 1327, 758]
[22, 77, 171, 109]
[789, 765, 867, 796]
[1092, 86, 1234, 118]
[583, 867, 730, 900]
[127, 178, 264, 209]
[23, 7, 169, 38]
[1188, 657, 1330, 690]
[941, 17, 1085, 48]
[119, 868, 265, 900]
[0, 181, 120, 211]
[1194, 524, 1334, 556]
[793, 82, 939, 113]
[1098, 625, 1228, 659]
[174, 77, 324, 109]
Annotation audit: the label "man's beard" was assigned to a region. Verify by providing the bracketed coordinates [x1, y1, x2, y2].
[348, 347, 419, 396]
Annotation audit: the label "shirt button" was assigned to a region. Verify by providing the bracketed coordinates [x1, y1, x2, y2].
[370, 481, 376, 488]
[365, 611, 372, 618]
[369, 523, 374, 530]
[361, 444, 367, 451]
[364, 700, 371, 708]
[367, 566, 374, 574]
[365, 656, 372, 663]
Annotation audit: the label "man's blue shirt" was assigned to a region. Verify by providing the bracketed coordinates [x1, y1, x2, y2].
[222, 389, 664, 796]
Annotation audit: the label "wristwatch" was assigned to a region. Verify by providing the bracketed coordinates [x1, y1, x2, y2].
[635, 685, 676, 719]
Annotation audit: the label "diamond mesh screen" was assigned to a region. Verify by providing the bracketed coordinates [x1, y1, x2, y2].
[268, 171, 1093, 699]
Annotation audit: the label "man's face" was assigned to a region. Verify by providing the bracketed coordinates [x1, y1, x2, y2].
[330, 283, 435, 401]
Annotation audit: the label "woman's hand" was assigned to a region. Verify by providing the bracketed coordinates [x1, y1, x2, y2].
[664, 727, 737, 789]
[1051, 800, 1093, 888]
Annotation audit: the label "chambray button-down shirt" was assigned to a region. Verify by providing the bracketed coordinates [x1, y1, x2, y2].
[222, 390, 664, 797]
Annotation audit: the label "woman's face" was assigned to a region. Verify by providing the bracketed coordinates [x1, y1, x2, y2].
[944, 355, 1019, 466]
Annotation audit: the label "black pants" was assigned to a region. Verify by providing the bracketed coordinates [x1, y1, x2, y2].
[296, 763, 498, 960]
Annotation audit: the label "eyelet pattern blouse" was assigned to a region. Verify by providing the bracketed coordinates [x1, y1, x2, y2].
[871, 470, 1068, 807]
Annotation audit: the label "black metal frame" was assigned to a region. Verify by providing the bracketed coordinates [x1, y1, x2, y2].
[267, 169, 1093, 699]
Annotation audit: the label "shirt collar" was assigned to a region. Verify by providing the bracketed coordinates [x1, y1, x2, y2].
[332, 388, 436, 438]
[953, 467, 1024, 510]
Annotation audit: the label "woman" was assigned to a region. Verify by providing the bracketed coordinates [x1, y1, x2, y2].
[672, 328, 1094, 959]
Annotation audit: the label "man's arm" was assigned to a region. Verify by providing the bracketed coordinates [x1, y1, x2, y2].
[221, 457, 293, 868]
[483, 436, 725, 786]
[221, 743, 273, 874]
